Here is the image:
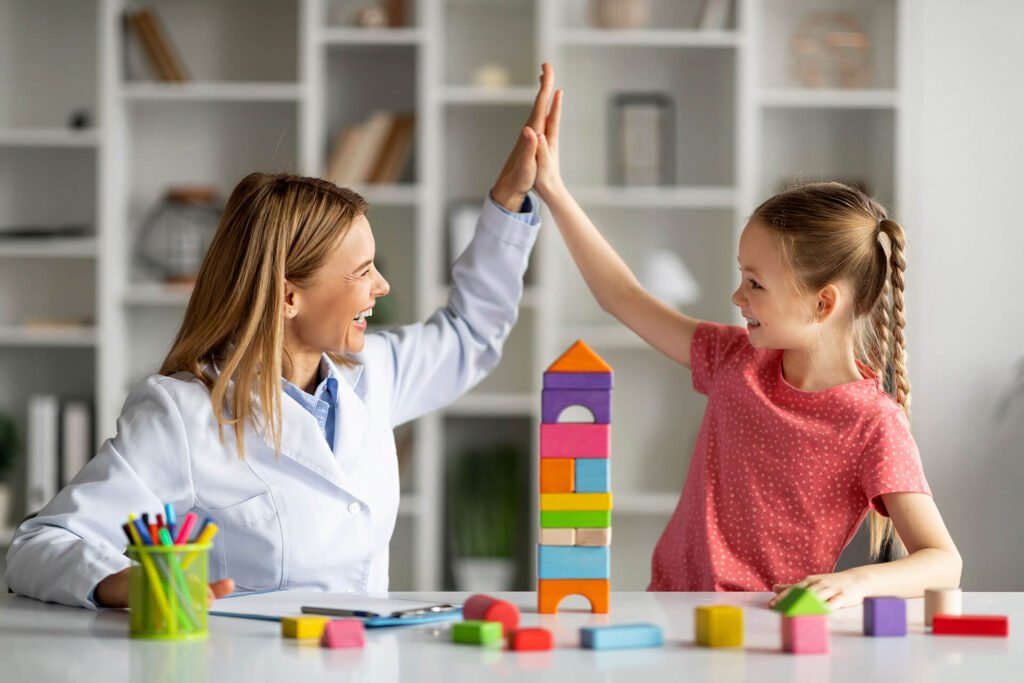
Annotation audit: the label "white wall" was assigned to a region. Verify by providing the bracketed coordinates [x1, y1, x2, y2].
[908, 1, 1024, 589]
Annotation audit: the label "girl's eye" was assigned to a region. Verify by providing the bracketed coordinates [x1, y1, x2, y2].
[748, 279, 762, 290]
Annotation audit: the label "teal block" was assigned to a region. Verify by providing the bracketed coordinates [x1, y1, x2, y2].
[575, 459, 610, 493]
[581, 624, 663, 650]
[538, 546, 610, 580]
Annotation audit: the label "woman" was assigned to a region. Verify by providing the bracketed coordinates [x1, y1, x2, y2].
[6, 67, 557, 609]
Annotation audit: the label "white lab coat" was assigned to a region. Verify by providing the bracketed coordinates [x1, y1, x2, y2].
[6, 196, 539, 608]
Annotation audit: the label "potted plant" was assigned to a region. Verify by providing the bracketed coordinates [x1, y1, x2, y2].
[0, 411, 18, 532]
[446, 443, 525, 591]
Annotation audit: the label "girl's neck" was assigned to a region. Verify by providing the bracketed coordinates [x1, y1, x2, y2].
[781, 345, 863, 393]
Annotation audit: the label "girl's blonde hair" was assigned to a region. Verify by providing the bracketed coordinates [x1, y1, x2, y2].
[752, 182, 909, 560]
[160, 172, 368, 458]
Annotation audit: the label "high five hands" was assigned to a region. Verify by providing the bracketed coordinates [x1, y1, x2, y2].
[490, 63, 564, 211]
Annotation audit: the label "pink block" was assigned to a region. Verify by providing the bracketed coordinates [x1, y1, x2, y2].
[321, 619, 366, 649]
[782, 615, 829, 654]
[540, 423, 610, 458]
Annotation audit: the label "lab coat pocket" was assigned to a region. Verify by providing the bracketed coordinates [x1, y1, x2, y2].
[208, 490, 284, 591]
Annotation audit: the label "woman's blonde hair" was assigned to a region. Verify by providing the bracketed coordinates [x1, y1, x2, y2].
[160, 172, 368, 458]
[752, 181, 909, 561]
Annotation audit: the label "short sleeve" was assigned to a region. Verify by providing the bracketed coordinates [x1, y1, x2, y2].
[859, 409, 932, 515]
[690, 322, 751, 395]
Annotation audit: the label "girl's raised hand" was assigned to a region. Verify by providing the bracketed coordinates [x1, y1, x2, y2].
[534, 88, 564, 202]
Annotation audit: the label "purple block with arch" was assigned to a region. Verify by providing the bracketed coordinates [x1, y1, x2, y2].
[542, 388, 611, 424]
[543, 371, 613, 390]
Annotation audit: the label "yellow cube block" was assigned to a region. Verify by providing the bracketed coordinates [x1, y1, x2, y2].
[695, 606, 743, 647]
[282, 616, 330, 639]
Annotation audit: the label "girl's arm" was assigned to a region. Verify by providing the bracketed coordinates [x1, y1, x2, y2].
[534, 89, 702, 368]
[770, 492, 962, 610]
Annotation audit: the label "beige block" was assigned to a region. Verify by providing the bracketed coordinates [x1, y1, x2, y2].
[925, 588, 962, 627]
[540, 528, 576, 545]
[575, 527, 611, 546]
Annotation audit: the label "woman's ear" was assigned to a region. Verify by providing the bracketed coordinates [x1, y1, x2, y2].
[283, 280, 298, 318]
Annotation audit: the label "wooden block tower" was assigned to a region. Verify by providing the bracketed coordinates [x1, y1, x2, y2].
[538, 340, 613, 614]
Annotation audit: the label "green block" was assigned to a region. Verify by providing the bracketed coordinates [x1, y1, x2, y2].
[772, 586, 831, 616]
[452, 620, 503, 645]
[540, 510, 611, 528]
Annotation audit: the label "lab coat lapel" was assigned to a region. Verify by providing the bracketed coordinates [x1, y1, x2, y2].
[276, 392, 354, 492]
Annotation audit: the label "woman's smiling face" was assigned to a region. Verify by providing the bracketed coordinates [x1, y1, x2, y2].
[286, 214, 390, 357]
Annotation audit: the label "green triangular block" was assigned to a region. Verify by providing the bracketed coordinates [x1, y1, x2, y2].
[772, 586, 831, 616]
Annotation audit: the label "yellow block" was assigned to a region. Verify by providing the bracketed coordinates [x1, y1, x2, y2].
[282, 616, 330, 639]
[540, 493, 613, 512]
[695, 606, 743, 647]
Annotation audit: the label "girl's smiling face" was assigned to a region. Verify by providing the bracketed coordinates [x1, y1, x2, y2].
[286, 214, 390, 357]
[731, 219, 822, 351]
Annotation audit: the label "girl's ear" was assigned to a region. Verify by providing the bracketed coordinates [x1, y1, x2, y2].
[814, 284, 841, 323]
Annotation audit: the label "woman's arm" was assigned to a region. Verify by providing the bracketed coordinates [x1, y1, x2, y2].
[770, 492, 963, 610]
[534, 90, 703, 368]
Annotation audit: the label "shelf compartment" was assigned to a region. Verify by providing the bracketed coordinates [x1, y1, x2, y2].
[0, 147, 96, 240]
[442, 0, 537, 88]
[0, 258, 95, 338]
[759, 0, 897, 90]
[554, 207, 736, 328]
[0, 0, 98, 129]
[123, 0, 298, 83]
[560, 45, 736, 188]
[761, 107, 895, 208]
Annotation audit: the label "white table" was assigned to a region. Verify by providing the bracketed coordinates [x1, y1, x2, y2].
[1, 591, 1021, 682]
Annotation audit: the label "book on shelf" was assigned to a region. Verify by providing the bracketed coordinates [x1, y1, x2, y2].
[125, 7, 189, 82]
[26, 396, 94, 514]
[368, 114, 415, 184]
[326, 112, 416, 186]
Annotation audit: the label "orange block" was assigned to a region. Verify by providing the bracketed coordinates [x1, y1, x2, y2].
[538, 579, 610, 614]
[546, 340, 613, 374]
[541, 459, 574, 493]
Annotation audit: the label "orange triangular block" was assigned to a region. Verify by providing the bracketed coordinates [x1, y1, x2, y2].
[546, 340, 612, 374]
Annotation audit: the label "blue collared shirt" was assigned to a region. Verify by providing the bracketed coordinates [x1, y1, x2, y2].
[283, 356, 340, 451]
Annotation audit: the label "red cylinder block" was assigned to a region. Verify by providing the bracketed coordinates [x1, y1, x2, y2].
[462, 594, 520, 635]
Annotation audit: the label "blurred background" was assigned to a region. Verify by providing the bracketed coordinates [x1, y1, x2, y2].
[0, 0, 1022, 594]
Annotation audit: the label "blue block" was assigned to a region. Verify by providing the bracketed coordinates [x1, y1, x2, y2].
[538, 546, 610, 580]
[575, 459, 610, 493]
[581, 624, 663, 650]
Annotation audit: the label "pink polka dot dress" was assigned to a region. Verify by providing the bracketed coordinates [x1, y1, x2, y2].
[648, 322, 931, 592]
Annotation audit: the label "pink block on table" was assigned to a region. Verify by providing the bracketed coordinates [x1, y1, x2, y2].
[540, 423, 610, 459]
[782, 615, 829, 654]
[321, 619, 366, 649]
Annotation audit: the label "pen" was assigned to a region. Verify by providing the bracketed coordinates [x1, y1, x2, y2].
[180, 522, 218, 571]
[174, 511, 197, 545]
[158, 526, 197, 630]
[164, 503, 176, 539]
[129, 514, 153, 546]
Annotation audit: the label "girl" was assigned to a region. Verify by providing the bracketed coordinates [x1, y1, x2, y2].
[527, 84, 961, 608]
[6, 68, 558, 609]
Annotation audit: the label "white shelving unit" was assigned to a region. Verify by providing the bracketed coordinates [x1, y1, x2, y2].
[0, 0, 910, 588]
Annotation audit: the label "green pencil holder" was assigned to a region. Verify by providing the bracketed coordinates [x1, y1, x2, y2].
[127, 543, 212, 641]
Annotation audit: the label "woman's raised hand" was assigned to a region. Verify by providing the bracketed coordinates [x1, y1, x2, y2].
[490, 63, 557, 212]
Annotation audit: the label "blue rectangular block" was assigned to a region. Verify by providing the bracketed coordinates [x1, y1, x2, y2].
[538, 546, 610, 580]
[581, 624, 663, 650]
[575, 459, 610, 493]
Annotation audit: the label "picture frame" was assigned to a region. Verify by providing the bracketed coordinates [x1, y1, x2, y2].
[609, 93, 675, 186]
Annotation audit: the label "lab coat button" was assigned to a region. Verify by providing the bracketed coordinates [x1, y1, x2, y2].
[347, 502, 361, 515]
